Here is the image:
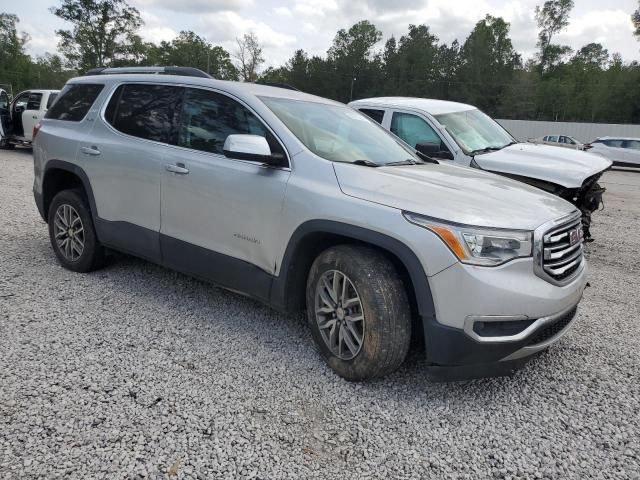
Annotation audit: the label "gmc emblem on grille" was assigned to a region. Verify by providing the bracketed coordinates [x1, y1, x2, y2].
[569, 227, 582, 246]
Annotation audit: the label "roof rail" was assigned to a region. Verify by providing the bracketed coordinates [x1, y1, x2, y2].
[84, 66, 212, 79]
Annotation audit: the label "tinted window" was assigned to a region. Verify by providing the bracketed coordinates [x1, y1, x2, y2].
[46, 93, 58, 109]
[359, 108, 384, 124]
[604, 139, 624, 148]
[390, 112, 441, 148]
[26, 93, 43, 110]
[623, 140, 640, 150]
[179, 88, 285, 158]
[549, 136, 559, 142]
[107, 84, 183, 144]
[46, 84, 104, 121]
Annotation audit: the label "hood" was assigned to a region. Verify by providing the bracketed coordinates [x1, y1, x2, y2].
[333, 162, 576, 230]
[475, 143, 612, 188]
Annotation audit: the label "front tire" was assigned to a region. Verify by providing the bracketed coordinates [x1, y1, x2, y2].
[306, 245, 411, 381]
[48, 189, 105, 272]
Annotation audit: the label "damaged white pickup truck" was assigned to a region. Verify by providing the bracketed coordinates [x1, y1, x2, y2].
[349, 97, 612, 241]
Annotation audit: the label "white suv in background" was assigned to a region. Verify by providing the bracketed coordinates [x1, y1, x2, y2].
[588, 137, 640, 168]
[33, 68, 588, 380]
[349, 97, 611, 241]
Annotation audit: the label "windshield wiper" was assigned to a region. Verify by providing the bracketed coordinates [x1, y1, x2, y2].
[470, 141, 518, 156]
[385, 158, 425, 166]
[352, 159, 380, 167]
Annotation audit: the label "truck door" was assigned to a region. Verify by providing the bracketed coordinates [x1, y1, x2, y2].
[22, 92, 44, 141]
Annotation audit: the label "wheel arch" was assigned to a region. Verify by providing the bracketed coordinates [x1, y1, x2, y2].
[270, 220, 436, 331]
[42, 160, 98, 223]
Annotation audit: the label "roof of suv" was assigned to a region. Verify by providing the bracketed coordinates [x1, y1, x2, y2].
[350, 97, 476, 115]
[72, 73, 339, 106]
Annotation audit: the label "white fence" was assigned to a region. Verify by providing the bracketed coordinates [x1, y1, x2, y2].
[496, 119, 640, 143]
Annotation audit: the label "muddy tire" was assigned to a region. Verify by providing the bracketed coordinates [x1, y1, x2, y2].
[306, 245, 412, 381]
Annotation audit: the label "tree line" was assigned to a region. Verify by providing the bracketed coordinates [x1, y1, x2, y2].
[1, 0, 640, 123]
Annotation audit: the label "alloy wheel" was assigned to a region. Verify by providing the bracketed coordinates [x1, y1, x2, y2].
[53, 204, 85, 261]
[314, 270, 365, 360]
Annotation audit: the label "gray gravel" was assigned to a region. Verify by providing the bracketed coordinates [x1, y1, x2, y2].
[1, 148, 639, 479]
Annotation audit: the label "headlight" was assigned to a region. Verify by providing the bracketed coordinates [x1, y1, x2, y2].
[403, 212, 532, 266]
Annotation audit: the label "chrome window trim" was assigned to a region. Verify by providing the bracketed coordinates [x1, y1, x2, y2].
[464, 299, 580, 344]
[533, 210, 584, 286]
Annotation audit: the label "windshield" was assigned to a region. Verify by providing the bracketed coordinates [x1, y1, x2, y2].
[434, 109, 515, 154]
[260, 96, 419, 165]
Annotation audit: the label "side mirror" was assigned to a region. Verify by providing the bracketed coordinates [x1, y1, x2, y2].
[415, 142, 454, 160]
[223, 134, 285, 166]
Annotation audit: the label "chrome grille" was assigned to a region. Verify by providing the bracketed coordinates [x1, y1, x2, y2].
[534, 212, 584, 284]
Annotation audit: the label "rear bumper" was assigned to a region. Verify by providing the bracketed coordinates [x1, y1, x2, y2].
[33, 187, 46, 221]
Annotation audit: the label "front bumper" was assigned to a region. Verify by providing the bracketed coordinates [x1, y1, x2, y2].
[422, 257, 587, 366]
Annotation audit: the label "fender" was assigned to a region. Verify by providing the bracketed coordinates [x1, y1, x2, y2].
[270, 219, 436, 321]
[42, 160, 99, 222]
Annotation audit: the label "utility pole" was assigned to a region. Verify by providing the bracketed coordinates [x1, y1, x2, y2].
[207, 51, 210, 75]
[350, 76, 356, 101]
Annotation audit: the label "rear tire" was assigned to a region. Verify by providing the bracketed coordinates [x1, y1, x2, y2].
[48, 189, 106, 272]
[306, 245, 412, 381]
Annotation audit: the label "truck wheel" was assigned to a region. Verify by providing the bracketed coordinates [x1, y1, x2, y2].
[306, 245, 411, 381]
[48, 189, 106, 272]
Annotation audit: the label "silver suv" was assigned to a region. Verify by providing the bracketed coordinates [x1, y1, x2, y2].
[33, 68, 588, 380]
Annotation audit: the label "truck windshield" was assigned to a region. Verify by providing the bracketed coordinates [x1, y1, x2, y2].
[261, 96, 419, 166]
[434, 109, 515, 155]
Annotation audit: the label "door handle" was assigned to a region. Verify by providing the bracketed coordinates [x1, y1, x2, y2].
[165, 163, 189, 175]
[80, 146, 101, 156]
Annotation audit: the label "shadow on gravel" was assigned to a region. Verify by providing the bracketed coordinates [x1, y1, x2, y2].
[72, 251, 554, 399]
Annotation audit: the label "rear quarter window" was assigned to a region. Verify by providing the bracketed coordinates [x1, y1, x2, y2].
[45, 84, 104, 121]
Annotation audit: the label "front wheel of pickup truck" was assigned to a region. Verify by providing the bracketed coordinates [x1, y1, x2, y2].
[306, 245, 411, 381]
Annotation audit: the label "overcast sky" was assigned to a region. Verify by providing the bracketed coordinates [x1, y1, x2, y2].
[7, 0, 640, 67]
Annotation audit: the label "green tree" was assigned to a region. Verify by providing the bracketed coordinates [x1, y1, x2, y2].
[50, 0, 143, 71]
[145, 31, 237, 79]
[573, 43, 608, 67]
[328, 20, 382, 101]
[0, 13, 34, 92]
[535, 0, 574, 70]
[394, 25, 440, 97]
[456, 15, 521, 115]
[633, 2, 640, 40]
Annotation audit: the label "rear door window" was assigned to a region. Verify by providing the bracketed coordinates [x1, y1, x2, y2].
[358, 108, 385, 124]
[548, 135, 558, 142]
[178, 87, 286, 159]
[106, 84, 183, 144]
[390, 112, 441, 148]
[46, 84, 104, 121]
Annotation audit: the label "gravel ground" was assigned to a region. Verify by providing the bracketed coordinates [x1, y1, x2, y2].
[1, 148, 639, 479]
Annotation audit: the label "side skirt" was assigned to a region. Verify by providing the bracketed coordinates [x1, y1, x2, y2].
[95, 217, 274, 305]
